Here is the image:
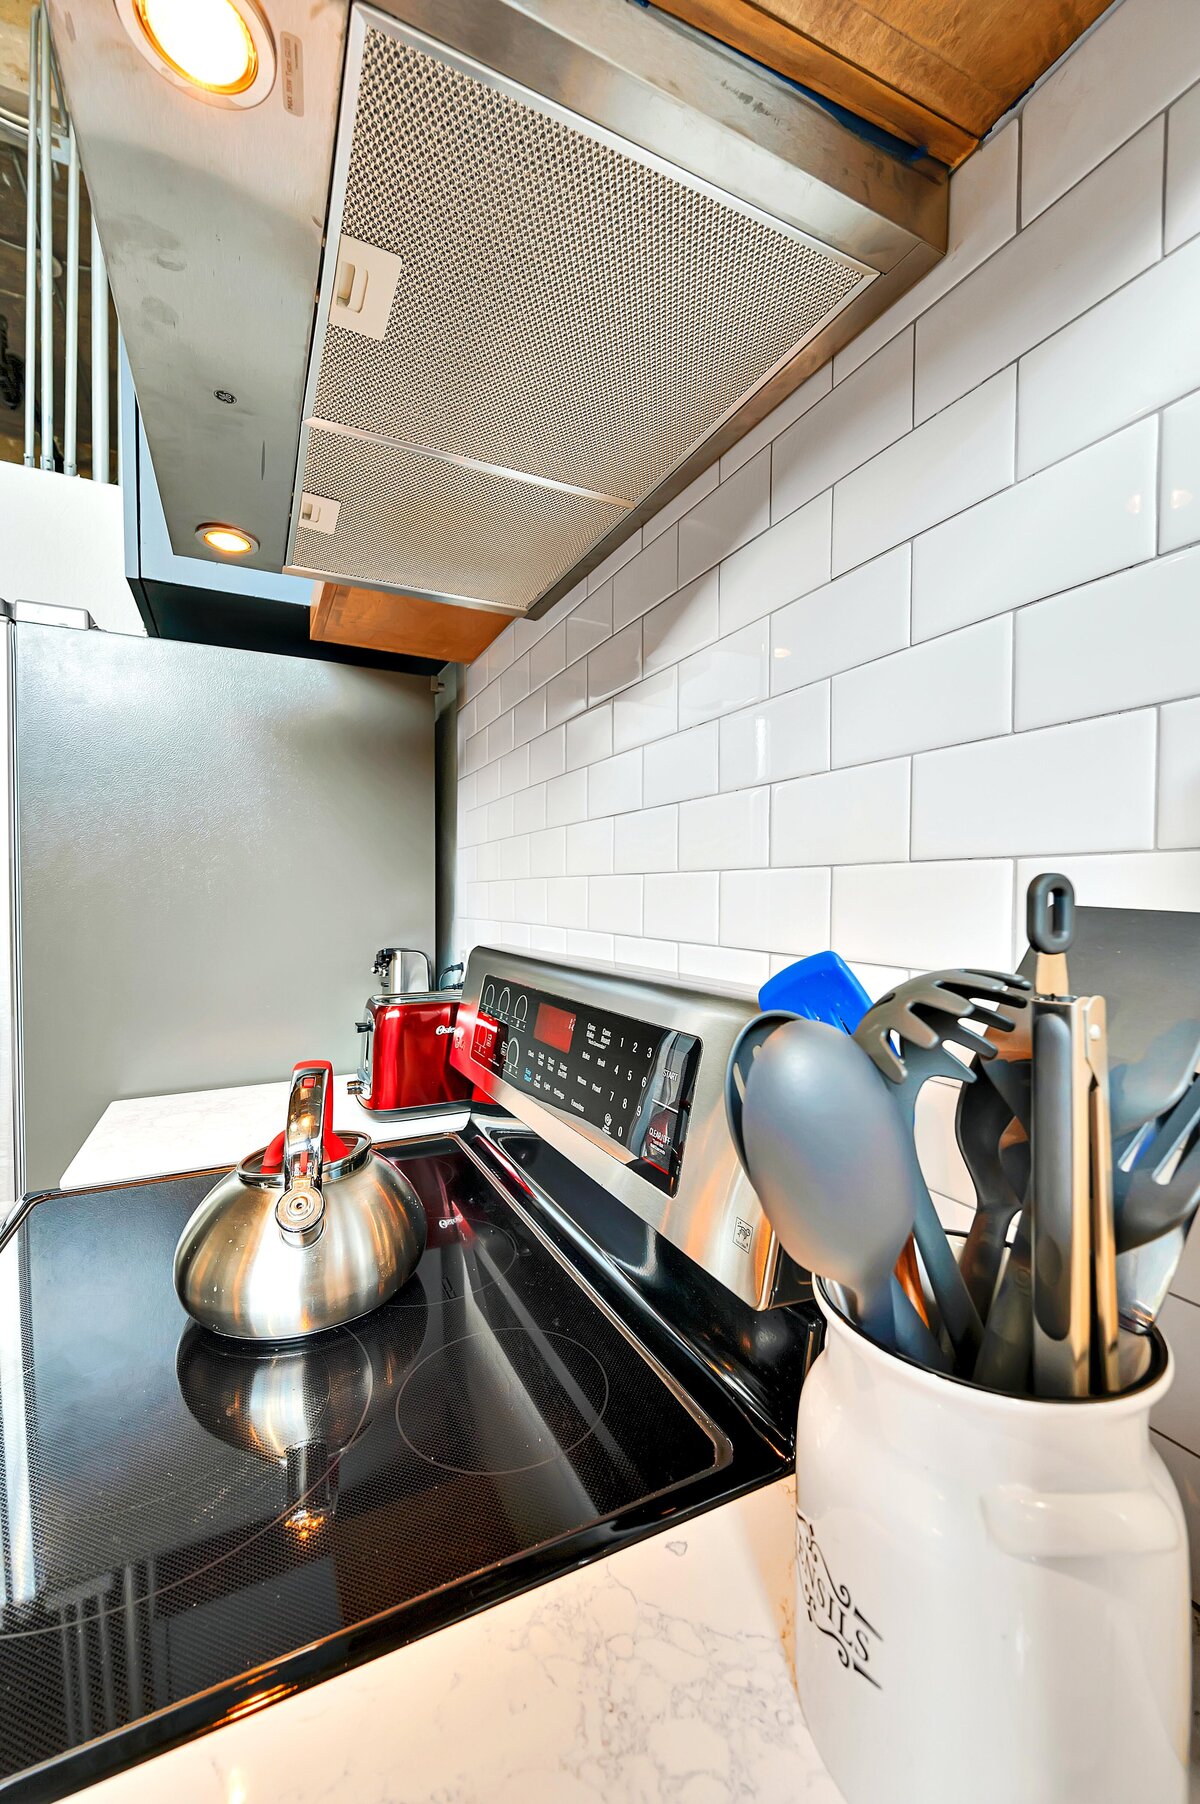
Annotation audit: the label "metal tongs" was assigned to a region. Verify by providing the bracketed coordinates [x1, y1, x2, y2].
[1027, 874, 1120, 1397]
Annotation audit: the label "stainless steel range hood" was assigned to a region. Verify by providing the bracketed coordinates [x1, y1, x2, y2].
[52, 0, 947, 621]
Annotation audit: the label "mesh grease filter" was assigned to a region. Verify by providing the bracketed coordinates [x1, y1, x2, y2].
[294, 18, 866, 607]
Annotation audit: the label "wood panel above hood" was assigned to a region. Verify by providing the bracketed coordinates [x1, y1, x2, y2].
[650, 0, 1113, 166]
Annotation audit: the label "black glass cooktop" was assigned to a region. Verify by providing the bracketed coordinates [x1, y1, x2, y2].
[0, 1135, 769, 1802]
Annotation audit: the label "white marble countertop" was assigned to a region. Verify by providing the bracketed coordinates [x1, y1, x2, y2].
[59, 1074, 469, 1189]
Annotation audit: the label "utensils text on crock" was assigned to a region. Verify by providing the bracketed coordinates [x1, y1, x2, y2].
[737, 1017, 946, 1370]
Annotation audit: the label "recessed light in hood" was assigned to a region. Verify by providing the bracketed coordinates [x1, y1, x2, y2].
[116, 0, 276, 106]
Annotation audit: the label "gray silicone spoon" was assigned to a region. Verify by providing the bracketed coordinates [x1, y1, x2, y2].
[724, 1010, 799, 1173]
[739, 1017, 947, 1371]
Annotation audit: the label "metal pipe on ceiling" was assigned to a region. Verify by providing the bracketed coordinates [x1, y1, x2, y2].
[64, 123, 80, 476]
[22, 7, 38, 467]
[91, 218, 110, 483]
[38, 4, 54, 472]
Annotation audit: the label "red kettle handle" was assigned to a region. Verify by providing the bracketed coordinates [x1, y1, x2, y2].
[260, 1061, 350, 1172]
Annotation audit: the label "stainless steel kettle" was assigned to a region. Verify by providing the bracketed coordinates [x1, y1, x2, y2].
[173, 1061, 427, 1340]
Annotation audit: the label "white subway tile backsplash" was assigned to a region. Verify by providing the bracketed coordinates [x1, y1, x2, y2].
[1021, 0, 1200, 222]
[545, 767, 588, 827]
[488, 631, 515, 678]
[487, 710, 514, 763]
[529, 827, 566, 878]
[718, 492, 831, 635]
[832, 860, 1014, 971]
[474, 759, 500, 807]
[530, 925, 568, 956]
[513, 784, 546, 834]
[644, 722, 719, 806]
[1012, 849, 1200, 915]
[832, 617, 1012, 765]
[565, 817, 614, 875]
[545, 660, 588, 729]
[1014, 546, 1200, 727]
[912, 419, 1158, 640]
[588, 622, 643, 706]
[475, 680, 501, 730]
[587, 530, 642, 593]
[912, 711, 1157, 858]
[500, 655, 531, 713]
[1167, 79, 1200, 252]
[678, 620, 770, 727]
[587, 748, 642, 819]
[833, 123, 1019, 383]
[914, 1081, 975, 1209]
[915, 121, 1164, 424]
[720, 866, 831, 956]
[642, 572, 719, 677]
[488, 795, 514, 841]
[528, 725, 566, 785]
[678, 942, 767, 992]
[833, 368, 1016, 575]
[613, 667, 678, 752]
[614, 805, 678, 874]
[773, 331, 913, 529]
[720, 685, 830, 790]
[679, 787, 769, 871]
[774, 760, 910, 867]
[612, 528, 679, 631]
[721, 364, 830, 477]
[645, 873, 719, 944]
[565, 579, 613, 664]
[1159, 697, 1200, 846]
[499, 744, 528, 798]
[566, 704, 613, 772]
[546, 875, 586, 927]
[643, 465, 720, 544]
[566, 928, 615, 964]
[1018, 238, 1200, 476]
[771, 546, 910, 694]
[613, 935, 679, 974]
[678, 449, 770, 585]
[513, 688, 546, 747]
[512, 878, 547, 925]
[1161, 388, 1200, 554]
[527, 624, 566, 692]
[588, 874, 643, 935]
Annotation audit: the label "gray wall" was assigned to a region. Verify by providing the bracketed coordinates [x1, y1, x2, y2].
[17, 623, 434, 1189]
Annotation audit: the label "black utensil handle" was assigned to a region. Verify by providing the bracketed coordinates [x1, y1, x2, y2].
[1027, 872, 1075, 954]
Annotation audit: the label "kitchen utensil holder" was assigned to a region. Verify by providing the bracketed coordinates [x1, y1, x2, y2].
[794, 1265, 1190, 1804]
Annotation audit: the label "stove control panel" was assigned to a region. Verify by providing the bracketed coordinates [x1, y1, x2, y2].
[470, 972, 700, 1194]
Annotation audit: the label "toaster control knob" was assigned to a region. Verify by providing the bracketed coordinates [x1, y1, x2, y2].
[275, 1183, 325, 1247]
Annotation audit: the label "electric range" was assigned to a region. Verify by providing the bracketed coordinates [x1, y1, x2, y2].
[0, 952, 820, 1801]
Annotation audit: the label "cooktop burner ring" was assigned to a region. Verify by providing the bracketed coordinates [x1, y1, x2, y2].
[390, 1203, 518, 1306]
[394, 1328, 610, 1476]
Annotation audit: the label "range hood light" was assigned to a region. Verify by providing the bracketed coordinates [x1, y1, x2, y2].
[198, 523, 258, 556]
[116, 0, 276, 108]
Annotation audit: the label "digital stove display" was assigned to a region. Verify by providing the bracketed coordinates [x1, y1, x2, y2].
[471, 974, 700, 1193]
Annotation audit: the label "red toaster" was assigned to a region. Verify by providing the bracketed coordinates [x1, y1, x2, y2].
[349, 948, 475, 1114]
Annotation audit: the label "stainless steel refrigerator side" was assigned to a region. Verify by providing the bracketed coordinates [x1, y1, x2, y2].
[434, 665, 459, 984]
[0, 613, 22, 1230]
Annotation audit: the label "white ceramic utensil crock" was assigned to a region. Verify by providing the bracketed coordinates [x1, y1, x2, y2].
[794, 1284, 1190, 1804]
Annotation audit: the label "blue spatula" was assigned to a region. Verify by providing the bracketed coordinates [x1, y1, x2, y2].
[758, 950, 871, 1034]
